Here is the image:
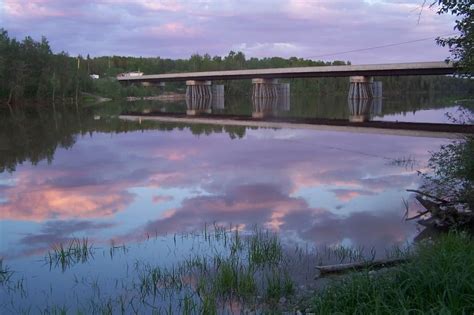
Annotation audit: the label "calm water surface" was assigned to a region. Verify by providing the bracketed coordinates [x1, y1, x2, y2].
[0, 92, 469, 313]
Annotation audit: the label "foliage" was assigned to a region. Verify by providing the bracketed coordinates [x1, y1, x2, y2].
[311, 232, 474, 314]
[422, 132, 474, 210]
[0, 29, 92, 105]
[434, 0, 473, 75]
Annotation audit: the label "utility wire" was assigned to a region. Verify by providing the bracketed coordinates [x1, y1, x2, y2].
[305, 33, 458, 59]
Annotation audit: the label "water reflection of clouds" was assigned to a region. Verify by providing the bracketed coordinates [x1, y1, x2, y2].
[0, 174, 135, 221]
[19, 220, 114, 247]
[331, 188, 376, 202]
[0, 127, 447, 258]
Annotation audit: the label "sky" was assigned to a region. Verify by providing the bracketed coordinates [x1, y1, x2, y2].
[0, 0, 457, 64]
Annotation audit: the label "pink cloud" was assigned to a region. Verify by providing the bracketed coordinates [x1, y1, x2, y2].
[331, 188, 376, 202]
[148, 23, 198, 37]
[116, 0, 184, 12]
[152, 195, 174, 203]
[4, 0, 74, 18]
[0, 185, 133, 221]
[152, 147, 197, 161]
[0, 170, 134, 221]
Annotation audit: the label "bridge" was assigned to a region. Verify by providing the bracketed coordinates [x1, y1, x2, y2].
[117, 61, 456, 107]
[116, 61, 454, 83]
[117, 61, 465, 128]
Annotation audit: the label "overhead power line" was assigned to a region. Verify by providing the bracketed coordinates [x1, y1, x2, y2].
[305, 33, 458, 59]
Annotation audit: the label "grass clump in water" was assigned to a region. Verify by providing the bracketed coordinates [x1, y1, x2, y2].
[266, 270, 294, 302]
[0, 259, 14, 284]
[310, 232, 474, 314]
[247, 228, 282, 266]
[213, 258, 257, 298]
[214, 258, 238, 295]
[46, 238, 93, 271]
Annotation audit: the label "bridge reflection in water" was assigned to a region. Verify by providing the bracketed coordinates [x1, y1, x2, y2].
[184, 79, 383, 123]
[251, 79, 290, 118]
[185, 81, 224, 115]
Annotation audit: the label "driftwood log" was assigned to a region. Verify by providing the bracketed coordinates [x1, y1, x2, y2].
[315, 257, 409, 277]
[406, 189, 473, 231]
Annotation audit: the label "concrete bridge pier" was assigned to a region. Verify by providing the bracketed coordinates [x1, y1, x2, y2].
[212, 85, 225, 111]
[372, 81, 382, 98]
[277, 83, 290, 112]
[252, 78, 279, 118]
[348, 76, 374, 99]
[251, 79, 291, 118]
[186, 80, 212, 115]
[252, 78, 279, 99]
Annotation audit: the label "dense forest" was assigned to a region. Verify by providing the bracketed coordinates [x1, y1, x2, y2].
[0, 29, 94, 106]
[1, 28, 472, 106]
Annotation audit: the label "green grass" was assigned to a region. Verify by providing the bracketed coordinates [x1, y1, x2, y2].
[310, 232, 474, 314]
[247, 228, 283, 266]
[46, 238, 93, 271]
[213, 257, 257, 298]
[266, 270, 294, 301]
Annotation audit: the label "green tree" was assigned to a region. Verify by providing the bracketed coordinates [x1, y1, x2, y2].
[434, 0, 473, 75]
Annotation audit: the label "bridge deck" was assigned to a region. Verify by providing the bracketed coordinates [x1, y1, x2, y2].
[117, 61, 455, 83]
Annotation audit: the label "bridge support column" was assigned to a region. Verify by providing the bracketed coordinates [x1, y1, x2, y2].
[252, 79, 279, 99]
[212, 85, 225, 110]
[348, 76, 373, 99]
[186, 80, 212, 115]
[252, 78, 280, 118]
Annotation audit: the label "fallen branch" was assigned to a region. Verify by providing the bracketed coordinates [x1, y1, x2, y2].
[315, 257, 409, 277]
[406, 209, 430, 221]
[406, 189, 449, 204]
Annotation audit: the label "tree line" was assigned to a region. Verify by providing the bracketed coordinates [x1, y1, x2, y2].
[0, 29, 93, 106]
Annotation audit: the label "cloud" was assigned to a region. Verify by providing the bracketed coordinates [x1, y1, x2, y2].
[152, 195, 174, 203]
[0, 181, 134, 221]
[331, 188, 376, 202]
[0, 0, 456, 62]
[120, 182, 416, 251]
[4, 0, 71, 18]
[232, 42, 305, 58]
[121, 183, 326, 240]
[19, 220, 114, 246]
[149, 23, 197, 37]
[120, 0, 184, 12]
